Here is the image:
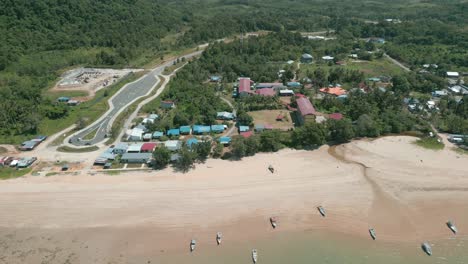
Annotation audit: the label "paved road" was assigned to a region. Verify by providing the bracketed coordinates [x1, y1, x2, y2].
[384, 53, 411, 72]
[219, 96, 238, 136]
[69, 50, 203, 146]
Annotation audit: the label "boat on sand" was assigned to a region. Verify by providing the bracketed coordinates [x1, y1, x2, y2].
[446, 220, 458, 234]
[190, 239, 196, 252]
[369, 228, 376, 240]
[252, 249, 258, 263]
[216, 232, 222, 245]
[270, 217, 277, 229]
[268, 165, 274, 173]
[421, 242, 432, 256]
[317, 206, 326, 217]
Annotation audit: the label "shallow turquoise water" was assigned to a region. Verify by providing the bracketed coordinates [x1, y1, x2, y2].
[154, 230, 468, 264]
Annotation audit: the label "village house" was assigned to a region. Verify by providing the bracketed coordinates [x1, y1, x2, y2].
[179, 126, 191, 135]
[128, 127, 145, 141]
[165, 140, 182, 151]
[300, 53, 313, 63]
[219, 137, 231, 146]
[238, 77, 253, 97]
[186, 138, 198, 148]
[446, 72, 460, 78]
[255, 88, 276, 97]
[217, 111, 235, 120]
[152, 131, 164, 139]
[193, 125, 211, 135]
[211, 125, 225, 133]
[167, 128, 180, 137]
[127, 143, 143, 153]
[120, 153, 152, 164]
[140, 142, 157, 153]
[67, 100, 80, 106]
[113, 143, 128, 154]
[256, 83, 283, 89]
[320, 87, 347, 96]
[57, 97, 70, 103]
[296, 97, 316, 125]
[279, 89, 294, 96]
[161, 100, 176, 109]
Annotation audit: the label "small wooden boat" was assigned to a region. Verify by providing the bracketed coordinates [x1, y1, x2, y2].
[421, 242, 432, 256]
[317, 206, 326, 217]
[216, 232, 222, 245]
[369, 228, 376, 240]
[252, 249, 258, 263]
[446, 220, 458, 234]
[268, 165, 274, 173]
[190, 239, 196, 252]
[270, 217, 277, 229]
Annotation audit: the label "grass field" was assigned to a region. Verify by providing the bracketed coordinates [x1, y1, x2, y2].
[57, 145, 99, 153]
[43, 90, 89, 101]
[0, 168, 32, 180]
[247, 110, 294, 130]
[414, 137, 445, 150]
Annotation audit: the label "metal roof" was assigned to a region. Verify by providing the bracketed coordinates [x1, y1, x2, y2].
[296, 97, 316, 116]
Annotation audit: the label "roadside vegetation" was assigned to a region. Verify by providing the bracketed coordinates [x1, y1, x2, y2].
[414, 137, 445, 150]
[57, 146, 99, 153]
[0, 168, 32, 180]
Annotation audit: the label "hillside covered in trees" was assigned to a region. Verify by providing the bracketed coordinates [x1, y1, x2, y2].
[0, 0, 467, 142]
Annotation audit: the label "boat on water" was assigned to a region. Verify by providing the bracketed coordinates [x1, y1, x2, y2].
[317, 206, 326, 217]
[446, 220, 458, 234]
[252, 249, 258, 263]
[369, 228, 376, 240]
[270, 217, 277, 229]
[190, 239, 196, 252]
[216, 232, 222, 245]
[268, 165, 274, 173]
[421, 242, 432, 256]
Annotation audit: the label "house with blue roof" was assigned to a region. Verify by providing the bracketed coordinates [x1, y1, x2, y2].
[239, 126, 250, 132]
[287, 82, 301, 88]
[152, 131, 164, 139]
[219, 137, 231, 145]
[211, 125, 225, 133]
[179, 126, 192, 135]
[167, 128, 180, 136]
[186, 138, 199, 148]
[193, 125, 211, 135]
[57, 97, 70, 103]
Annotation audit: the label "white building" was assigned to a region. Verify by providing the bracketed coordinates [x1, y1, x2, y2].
[447, 72, 460, 78]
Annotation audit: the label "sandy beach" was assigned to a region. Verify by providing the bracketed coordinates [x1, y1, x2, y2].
[1, 136, 467, 263]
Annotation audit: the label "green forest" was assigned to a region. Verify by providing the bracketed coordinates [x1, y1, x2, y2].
[1, 0, 467, 143]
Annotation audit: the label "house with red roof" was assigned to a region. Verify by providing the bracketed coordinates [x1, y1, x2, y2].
[255, 88, 276, 97]
[238, 77, 254, 97]
[140, 142, 157, 153]
[296, 97, 316, 125]
[319, 87, 347, 96]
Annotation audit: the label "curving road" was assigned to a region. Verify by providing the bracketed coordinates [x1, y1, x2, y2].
[68, 50, 204, 146]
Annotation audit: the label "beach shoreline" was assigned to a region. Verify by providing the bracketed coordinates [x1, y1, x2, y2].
[1, 136, 467, 263]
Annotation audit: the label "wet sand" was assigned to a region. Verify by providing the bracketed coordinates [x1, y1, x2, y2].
[0, 136, 467, 263]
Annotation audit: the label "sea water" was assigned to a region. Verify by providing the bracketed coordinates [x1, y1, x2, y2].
[154, 230, 468, 264]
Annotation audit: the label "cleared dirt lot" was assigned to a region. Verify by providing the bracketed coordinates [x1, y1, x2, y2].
[247, 110, 294, 130]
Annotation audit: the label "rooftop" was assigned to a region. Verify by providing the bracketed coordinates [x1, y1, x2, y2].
[255, 88, 276, 96]
[296, 97, 316, 116]
[319, 87, 347, 96]
[239, 77, 252, 93]
[141, 142, 157, 152]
